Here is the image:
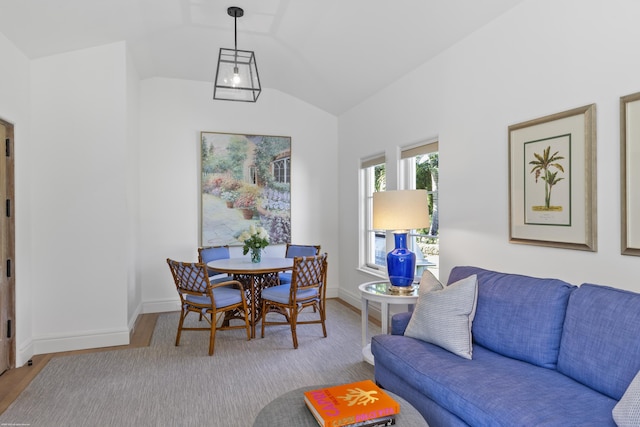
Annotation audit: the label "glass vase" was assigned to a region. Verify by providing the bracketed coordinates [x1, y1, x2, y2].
[250, 248, 262, 263]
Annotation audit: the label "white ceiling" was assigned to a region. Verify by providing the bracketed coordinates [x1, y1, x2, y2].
[0, 0, 525, 115]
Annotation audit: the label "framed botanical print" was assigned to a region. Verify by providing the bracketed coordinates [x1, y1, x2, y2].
[621, 92, 640, 255]
[508, 104, 597, 251]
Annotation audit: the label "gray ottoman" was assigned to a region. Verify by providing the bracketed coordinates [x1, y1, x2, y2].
[253, 384, 428, 426]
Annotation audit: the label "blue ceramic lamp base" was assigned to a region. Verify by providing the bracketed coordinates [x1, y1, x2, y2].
[387, 232, 417, 294]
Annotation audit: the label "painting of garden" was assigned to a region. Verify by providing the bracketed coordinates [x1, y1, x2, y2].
[200, 132, 291, 247]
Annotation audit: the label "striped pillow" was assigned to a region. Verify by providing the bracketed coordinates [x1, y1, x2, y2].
[614, 371, 640, 427]
[405, 273, 478, 359]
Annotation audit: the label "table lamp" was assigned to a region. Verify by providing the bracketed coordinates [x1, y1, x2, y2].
[373, 190, 430, 293]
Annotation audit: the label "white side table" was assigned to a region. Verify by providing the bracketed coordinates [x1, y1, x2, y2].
[359, 281, 419, 364]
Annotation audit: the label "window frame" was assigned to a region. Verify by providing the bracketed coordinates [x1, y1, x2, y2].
[400, 141, 439, 277]
[360, 154, 386, 274]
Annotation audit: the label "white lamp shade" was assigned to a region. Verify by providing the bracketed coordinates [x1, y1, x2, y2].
[373, 190, 430, 231]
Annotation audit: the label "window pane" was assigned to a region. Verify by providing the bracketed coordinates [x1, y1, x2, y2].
[402, 147, 439, 278]
[362, 158, 386, 270]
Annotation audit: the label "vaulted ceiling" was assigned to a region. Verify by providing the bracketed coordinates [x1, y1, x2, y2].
[0, 0, 525, 115]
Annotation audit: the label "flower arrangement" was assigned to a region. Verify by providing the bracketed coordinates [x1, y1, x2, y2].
[238, 225, 270, 263]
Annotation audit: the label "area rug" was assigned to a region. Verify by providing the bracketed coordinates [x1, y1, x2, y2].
[0, 300, 376, 426]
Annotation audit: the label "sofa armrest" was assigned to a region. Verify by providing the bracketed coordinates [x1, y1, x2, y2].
[391, 312, 412, 335]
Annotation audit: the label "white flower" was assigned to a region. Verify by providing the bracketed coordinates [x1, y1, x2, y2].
[237, 225, 270, 255]
[257, 227, 269, 240]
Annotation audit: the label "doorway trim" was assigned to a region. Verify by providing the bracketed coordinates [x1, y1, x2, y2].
[0, 117, 15, 373]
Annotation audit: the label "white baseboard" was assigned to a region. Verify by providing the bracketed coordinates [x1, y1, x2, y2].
[325, 285, 339, 299]
[338, 287, 382, 322]
[143, 298, 180, 314]
[128, 303, 143, 332]
[32, 328, 130, 355]
[16, 338, 34, 368]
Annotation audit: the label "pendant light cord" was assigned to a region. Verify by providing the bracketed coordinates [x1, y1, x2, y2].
[234, 13, 238, 51]
[233, 10, 238, 70]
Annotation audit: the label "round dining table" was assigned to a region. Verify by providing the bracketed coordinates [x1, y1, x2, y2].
[207, 257, 294, 338]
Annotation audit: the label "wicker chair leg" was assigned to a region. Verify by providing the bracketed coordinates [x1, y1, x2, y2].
[175, 310, 186, 346]
[260, 300, 267, 338]
[320, 304, 327, 337]
[291, 308, 299, 349]
[208, 317, 216, 356]
[243, 302, 251, 341]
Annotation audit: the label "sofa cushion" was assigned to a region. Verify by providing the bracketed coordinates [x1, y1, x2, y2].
[448, 266, 575, 368]
[372, 334, 617, 426]
[557, 284, 640, 400]
[613, 370, 640, 427]
[391, 312, 412, 336]
[405, 272, 478, 359]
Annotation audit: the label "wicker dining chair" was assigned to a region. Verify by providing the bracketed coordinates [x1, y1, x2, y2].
[278, 244, 321, 286]
[260, 253, 328, 349]
[198, 245, 232, 283]
[166, 258, 251, 355]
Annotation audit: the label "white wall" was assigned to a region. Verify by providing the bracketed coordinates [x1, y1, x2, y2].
[28, 42, 132, 358]
[0, 32, 32, 367]
[338, 0, 640, 309]
[138, 79, 339, 312]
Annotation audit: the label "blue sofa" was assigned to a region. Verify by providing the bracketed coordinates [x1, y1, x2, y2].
[371, 266, 640, 426]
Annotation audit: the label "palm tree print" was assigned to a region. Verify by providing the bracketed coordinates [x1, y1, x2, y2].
[529, 146, 565, 210]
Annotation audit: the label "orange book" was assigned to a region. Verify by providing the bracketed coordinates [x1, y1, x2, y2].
[303, 380, 400, 427]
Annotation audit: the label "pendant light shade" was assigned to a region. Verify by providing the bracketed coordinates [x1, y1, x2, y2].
[213, 7, 261, 102]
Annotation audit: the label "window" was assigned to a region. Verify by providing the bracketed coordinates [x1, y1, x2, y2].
[361, 155, 386, 271]
[401, 142, 439, 277]
[272, 156, 290, 183]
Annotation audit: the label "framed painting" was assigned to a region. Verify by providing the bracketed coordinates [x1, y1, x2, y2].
[200, 131, 291, 247]
[621, 92, 640, 255]
[508, 104, 597, 251]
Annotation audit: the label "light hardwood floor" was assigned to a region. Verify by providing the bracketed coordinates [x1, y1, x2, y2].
[0, 313, 159, 415]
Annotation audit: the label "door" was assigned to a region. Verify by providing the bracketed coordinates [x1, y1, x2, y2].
[0, 119, 15, 374]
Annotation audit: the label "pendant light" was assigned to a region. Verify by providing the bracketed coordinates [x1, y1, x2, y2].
[213, 6, 262, 102]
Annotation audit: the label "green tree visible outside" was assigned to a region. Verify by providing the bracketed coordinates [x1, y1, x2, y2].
[372, 155, 439, 237]
[417, 153, 438, 237]
[374, 164, 386, 192]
